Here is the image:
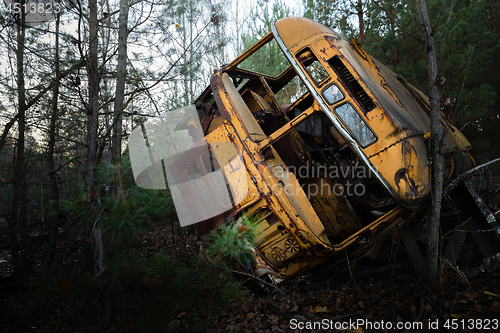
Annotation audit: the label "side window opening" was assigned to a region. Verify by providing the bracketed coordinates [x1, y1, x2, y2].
[201, 148, 234, 206]
[296, 48, 330, 86]
[201, 149, 220, 172]
[185, 161, 218, 217]
[185, 161, 202, 181]
[275, 76, 309, 106]
[184, 149, 233, 217]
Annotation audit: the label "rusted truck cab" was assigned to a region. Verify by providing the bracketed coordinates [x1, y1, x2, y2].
[176, 17, 474, 279]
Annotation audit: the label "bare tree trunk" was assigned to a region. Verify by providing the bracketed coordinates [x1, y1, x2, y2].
[389, 9, 399, 67]
[356, 0, 365, 44]
[48, 13, 61, 264]
[189, 0, 194, 103]
[182, 10, 189, 106]
[111, 0, 129, 195]
[10, 3, 32, 283]
[86, 0, 101, 190]
[0, 115, 19, 155]
[86, 0, 104, 276]
[416, 0, 444, 286]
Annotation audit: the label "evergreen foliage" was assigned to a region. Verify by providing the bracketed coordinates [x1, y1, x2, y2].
[9, 157, 254, 332]
[28, 252, 244, 332]
[61, 152, 173, 253]
[207, 214, 258, 271]
[239, 0, 291, 78]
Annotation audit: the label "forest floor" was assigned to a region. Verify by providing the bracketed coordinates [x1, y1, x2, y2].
[209, 272, 500, 333]
[2, 222, 500, 332]
[1, 184, 500, 332]
[143, 220, 500, 333]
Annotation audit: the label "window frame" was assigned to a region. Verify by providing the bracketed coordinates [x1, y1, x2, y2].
[322, 82, 345, 105]
[332, 102, 377, 148]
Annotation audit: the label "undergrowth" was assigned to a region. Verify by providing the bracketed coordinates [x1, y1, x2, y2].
[28, 251, 244, 332]
[2, 155, 256, 332]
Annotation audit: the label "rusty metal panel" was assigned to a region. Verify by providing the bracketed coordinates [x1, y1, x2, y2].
[205, 122, 262, 210]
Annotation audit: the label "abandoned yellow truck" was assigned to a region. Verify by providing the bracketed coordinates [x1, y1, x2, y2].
[131, 17, 499, 282]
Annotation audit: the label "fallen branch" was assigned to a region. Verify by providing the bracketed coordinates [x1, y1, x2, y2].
[446, 157, 500, 192]
[225, 267, 285, 294]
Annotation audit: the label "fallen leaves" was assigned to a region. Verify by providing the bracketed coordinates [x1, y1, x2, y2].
[484, 290, 500, 297]
[204, 268, 500, 333]
[309, 305, 328, 313]
[6, 218, 500, 333]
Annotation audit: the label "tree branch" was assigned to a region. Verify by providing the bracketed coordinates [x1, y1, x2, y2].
[0, 60, 85, 155]
[374, 0, 423, 43]
[445, 157, 500, 192]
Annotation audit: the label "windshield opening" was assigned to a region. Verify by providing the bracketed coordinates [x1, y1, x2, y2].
[238, 37, 291, 78]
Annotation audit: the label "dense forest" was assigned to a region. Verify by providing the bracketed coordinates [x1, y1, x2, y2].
[1, 0, 500, 331]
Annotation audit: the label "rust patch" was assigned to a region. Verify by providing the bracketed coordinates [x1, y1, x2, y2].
[210, 71, 232, 121]
[324, 35, 340, 49]
[349, 38, 372, 64]
[367, 133, 423, 159]
[394, 168, 406, 191]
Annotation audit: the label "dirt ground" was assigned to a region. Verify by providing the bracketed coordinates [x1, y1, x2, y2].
[2, 225, 500, 333]
[1, 184, 500, 333]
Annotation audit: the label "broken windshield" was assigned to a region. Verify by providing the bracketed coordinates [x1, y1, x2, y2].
[238, 37, 291, 78]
